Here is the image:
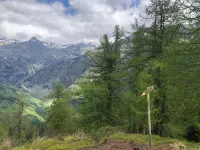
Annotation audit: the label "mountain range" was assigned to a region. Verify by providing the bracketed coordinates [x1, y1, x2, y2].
[0, 37, 96, 97]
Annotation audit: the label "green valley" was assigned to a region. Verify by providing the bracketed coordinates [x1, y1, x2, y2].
[0, 85, 47, 121]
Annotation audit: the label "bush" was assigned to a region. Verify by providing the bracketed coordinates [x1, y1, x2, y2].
[185, 124, 200, 142]
[0, 125, 8, 142]
[91, 126, 120, 144]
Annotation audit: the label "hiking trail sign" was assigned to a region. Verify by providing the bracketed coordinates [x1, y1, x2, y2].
[141, 86, 154, 146]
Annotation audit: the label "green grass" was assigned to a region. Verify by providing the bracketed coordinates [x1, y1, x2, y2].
[24, 106, 44, 121]
[0, 85, 46, 121]
[13, 134, 94, 150]
[13, 132, 200, 150]
[43, 98, 54, 107]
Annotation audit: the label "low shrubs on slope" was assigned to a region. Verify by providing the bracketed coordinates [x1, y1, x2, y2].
[12, 132, 200, 150]
[13, 133, 94, 150]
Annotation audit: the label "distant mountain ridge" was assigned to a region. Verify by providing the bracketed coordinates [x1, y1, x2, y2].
[0, 37, 96, 96]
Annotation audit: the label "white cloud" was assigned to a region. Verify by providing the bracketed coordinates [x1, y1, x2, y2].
[0, 0, 150, 45]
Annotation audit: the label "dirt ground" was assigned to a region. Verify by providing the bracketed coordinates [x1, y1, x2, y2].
[85, 140, 186, 150]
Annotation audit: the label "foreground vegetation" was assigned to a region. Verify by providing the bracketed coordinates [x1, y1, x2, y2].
[11, 132, 200, 150]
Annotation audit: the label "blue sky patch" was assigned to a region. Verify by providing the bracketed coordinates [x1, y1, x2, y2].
[130, 0, 140, 8]
[37, 0, 141, 10]
[37, 0, 70, 7]
[37, 0, 78, 15]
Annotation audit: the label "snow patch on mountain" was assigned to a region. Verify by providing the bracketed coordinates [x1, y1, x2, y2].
[43, 42, 69, 49]
[0, 39, 19, 46]
[43, 41, 98, 51]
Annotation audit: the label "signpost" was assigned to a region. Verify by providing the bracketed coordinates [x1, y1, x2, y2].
[141, 86, 154, 147]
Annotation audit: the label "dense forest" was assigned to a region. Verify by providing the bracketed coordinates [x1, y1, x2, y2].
[0, 0, 200, 148]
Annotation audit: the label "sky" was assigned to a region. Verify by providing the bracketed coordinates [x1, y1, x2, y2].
[0, 0, 150, 45]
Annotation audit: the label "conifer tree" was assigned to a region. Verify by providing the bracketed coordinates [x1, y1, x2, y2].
[163, 0, 200, 140]
[46, 82, 74, 135]
[140, 0, 180, 136]
[79, 26, 124, 130]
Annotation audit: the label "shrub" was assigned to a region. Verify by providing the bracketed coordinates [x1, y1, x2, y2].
[185, 124, 200, 142]
[91, 126, 120, 144]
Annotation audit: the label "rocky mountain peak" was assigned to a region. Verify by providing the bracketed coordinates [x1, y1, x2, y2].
[29, 37, 38, 42]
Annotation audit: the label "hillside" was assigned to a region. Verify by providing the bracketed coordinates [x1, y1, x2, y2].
[11, 133, 200, 150]
[0, 85, 46, 122]
[21, 55, 89, 95]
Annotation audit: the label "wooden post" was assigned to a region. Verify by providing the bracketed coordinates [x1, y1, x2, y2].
[147, 93, 152, 146]
[141, 86, 153, 147]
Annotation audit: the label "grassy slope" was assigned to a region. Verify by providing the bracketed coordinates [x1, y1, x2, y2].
[13, 133, 200, 150]
[0, 85, 46, 121]
[13, 134, 94, 150]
